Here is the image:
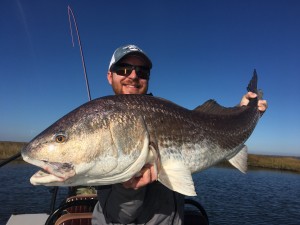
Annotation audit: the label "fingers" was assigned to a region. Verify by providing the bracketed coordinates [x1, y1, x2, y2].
[247, 92, 258, 98]
[258, 99, 268, 112]
[122, 177, 137, 189]
[122, 164, 157, 190]
[240, 92, 268, 113]
[240, 92, 256, 106]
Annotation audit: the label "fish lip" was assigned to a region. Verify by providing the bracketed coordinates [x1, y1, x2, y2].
[41, 161, 75, 178]
[23, 155, 76, 181]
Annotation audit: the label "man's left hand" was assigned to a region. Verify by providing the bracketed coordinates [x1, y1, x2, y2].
[240, 92, 268, 112]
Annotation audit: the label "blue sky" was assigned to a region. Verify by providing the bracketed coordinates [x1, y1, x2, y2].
[1, 0, 299, 156]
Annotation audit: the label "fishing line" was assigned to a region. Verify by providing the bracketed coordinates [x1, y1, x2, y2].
[68, 5, 92, 101]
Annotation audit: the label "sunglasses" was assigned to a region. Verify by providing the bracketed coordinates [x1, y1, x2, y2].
[110, 63, 150, 80]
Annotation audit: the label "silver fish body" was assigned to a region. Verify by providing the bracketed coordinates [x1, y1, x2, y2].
[22, 72, 261, 196]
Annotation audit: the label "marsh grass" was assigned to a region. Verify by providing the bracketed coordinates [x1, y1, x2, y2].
[0, 141, 26, 159]
[248, 154, 300, 172]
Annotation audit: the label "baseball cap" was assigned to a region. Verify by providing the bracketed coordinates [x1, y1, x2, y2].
[109, 44, 152, 70]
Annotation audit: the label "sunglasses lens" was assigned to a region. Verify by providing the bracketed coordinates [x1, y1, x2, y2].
[112, 64, 150, 80]
[135, 67, 150, 80]
[115, 67, 133, 76]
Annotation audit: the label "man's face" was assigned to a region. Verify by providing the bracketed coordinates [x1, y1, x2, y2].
[107, 55, 150, 95]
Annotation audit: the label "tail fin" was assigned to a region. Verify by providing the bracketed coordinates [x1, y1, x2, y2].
[247, 69, 258, 94]
[246, 69, 264, 100]
[246, 69, 261, 107]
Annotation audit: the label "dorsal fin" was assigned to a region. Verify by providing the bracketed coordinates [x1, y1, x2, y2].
[193, 100, 240, 115]
[194, 100, 223, 113]
[194, 70, 261, 115]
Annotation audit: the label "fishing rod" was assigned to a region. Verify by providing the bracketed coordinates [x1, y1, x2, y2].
[49, 5, 93, 214]
[68, 5, 92, 101]
[0, 6, 92, 170]
[0, 152, 21, 168]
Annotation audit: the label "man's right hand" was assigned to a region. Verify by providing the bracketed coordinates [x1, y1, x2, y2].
[123, 164, 157, 189]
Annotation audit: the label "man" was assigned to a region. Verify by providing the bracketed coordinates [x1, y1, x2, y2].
[92, 44, 268, 225]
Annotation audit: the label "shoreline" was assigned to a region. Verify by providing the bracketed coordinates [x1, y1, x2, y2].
[1, 141, 300, 173]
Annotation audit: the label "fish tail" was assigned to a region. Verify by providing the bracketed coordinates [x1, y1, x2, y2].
[246, 69, 263, 100]
[247, 69, 258, 94]
[246, 70, 261, 107]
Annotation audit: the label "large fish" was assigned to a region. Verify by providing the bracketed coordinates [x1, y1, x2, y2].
[22, 71, 262, 196]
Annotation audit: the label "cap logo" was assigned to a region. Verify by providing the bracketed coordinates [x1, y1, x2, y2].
[122, 45, 143, 53]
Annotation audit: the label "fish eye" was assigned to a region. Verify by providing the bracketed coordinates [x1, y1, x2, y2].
[54, 133, 67, 143]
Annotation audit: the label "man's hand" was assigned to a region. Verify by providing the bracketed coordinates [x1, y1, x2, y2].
[240, 92, 268, 112]
[123, 164, 157, 190]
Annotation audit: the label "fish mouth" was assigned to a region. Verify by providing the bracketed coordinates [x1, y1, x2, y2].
[23, 156, 76, 185]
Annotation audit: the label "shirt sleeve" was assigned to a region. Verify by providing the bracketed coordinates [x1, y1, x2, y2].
[99, 184, 147, 224]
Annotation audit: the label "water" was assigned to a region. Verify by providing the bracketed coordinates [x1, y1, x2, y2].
[1, 164, 299, 225]
[0, 163, 68, 225]
[193, 167, 300, 225]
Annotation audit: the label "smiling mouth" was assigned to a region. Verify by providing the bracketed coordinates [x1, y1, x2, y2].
[23, 156, 76, 185]
[123, 82, 141, 88]
[124, 85, 139, 89]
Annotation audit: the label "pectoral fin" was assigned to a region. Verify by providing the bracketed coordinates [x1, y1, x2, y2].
[227, 145, 248, 173]
[158, 159, 196, 196]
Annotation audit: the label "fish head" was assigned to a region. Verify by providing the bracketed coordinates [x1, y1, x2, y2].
[21, 102, 120, 186]
[21, 127, 77, 184]
[21, 97, 151, 186]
